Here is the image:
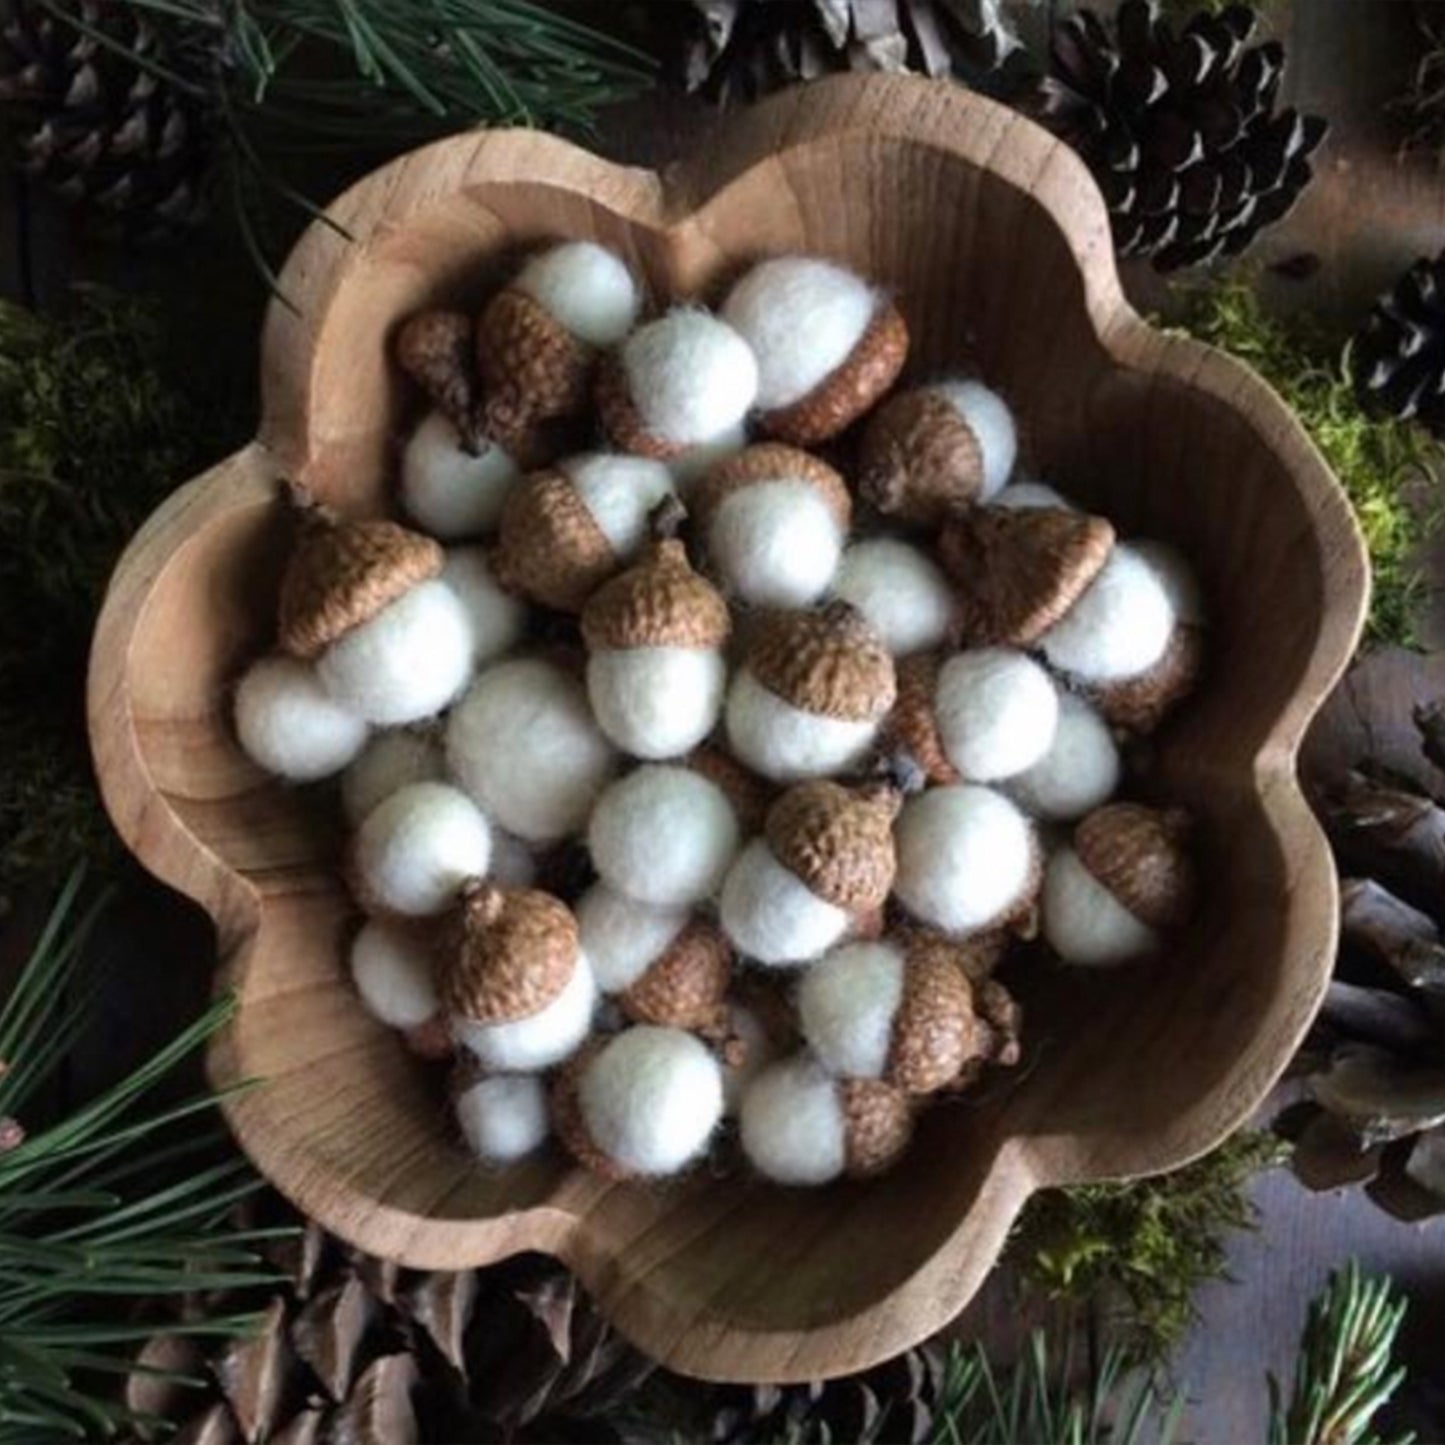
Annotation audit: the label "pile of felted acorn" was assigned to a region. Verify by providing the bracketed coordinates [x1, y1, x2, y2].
[233, 241, 1201, 1187]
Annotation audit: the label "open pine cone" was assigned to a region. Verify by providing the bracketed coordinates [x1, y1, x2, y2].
[1351, 250, 1445, 435]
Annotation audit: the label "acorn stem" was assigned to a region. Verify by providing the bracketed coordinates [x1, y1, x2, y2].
[649, 491, 689, 541]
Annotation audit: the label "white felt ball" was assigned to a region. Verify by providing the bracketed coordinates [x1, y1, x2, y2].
[575, 882, 688, 993]
[441, 547, 527, 665]
[893, 784, 1034, 936]
[341, 729, 444, 826]
[488, 830, 537, 889]
[447, 657, 618, 843]
[560, 453, 675, 560]
[1009, 693, 1121, 822]
[620, 310, 759, 448]
[317, 579, 473, 726]
[453, 953, 597, 1070]
[739, 1054, 845, 1186]
[934, 648, 1059, 782]
[993, 480, 1073, 511]
[456, 1073, 550, 1164]
[578, 1025, 724, 1176]
[588, 764, 741, 907]
[707, 480, 843, 608]
[1040, 544, 1174, 682]
[1133, 539, 1205, 627]
[725, 668, 878, 783]
[586, 648, 727, 761]
[1043, 846, 1159, 966]
[235, 655, 368, 782]
[719, 837, 850, 967]
[514, 241, 640, 346]
[722, 256, 876, 410]
[669, 421, 749, 489]
[349, 919, 438, 1029]
[354, 781, 493, 917]
[401, 411, 518, 540]
[797, 940, 904, 1080]
[931, 379, 1017, 498]
[832, 539, 956, 656]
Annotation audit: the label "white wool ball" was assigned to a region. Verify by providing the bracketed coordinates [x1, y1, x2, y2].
[1043, 846, 1159, 965]
[401, 411, 518, 539]
[722, 256, 876, 410]
[739, 1054, 845, 1185]
[354, 781, 493, 917]
[1133, 539, 1205, 626]
[797, 940, 904, 1080]
[1040, 544, 1174, 682]
[454, 954, 597, 1070]
[447, 658, 617, 842]
[722, 1004, 778, 1115]
[894, 785, 1034, 936]
[719, 837, 850, 967]
[317, 579, 473, 726]
[456, 1073, 550, 1164]
[621, 310, 759, 447]
[993, 480, 1073, 511]
[934, 648, 1059, 782]
[560, 453, 675, 560]
[575, 882, 688, 993]
[831, 539, 956, 656]
[931, 379, 1017, 498]
[725, 669, 878, 783]
[235, 654, 368, 782]
[579, 1025, 724, 1176]
[707, 481, 843, 608]
[1009, 694, 1121, 822]
[588, 764, 741, 906]
[513, 241, 640, 347]
[342, 729, 444, 826]
[488, 830, 536, 889]
[440, 548, 527, 665]
[349, 920, 438, 1029]
[669, 422, 749, 490]
[586, 648, 727, 761]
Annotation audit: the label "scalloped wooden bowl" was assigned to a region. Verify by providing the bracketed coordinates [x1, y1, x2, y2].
[89, 77, 1367, 1382]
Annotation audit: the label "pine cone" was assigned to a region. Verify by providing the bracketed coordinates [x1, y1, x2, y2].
[1351, 251, 1445, 433]
[1039, 1, 1326, 271]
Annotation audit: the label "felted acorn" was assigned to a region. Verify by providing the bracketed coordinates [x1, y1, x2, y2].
[447, 656, 618, 843]
[552, 1026, 725, 1179]
[719, 780, 899, 967]
[278, 489, 473, 726]
[739, 1055, 913, 1185]
[234, 654, 368, 782]
[1008, 692, 1121, 823]
[726, 602, 897, 783]
[1043, 803, 1197, 967]
[720, 255, 909, 445]
[831, 537, 958, 657]
[341, 727, 444, 826]
[440, 546, 527, 666]
[401, 410, 519, 540]
[691, 444, 851, 608]
[857, 379, 1017, 523]
[455, 1071, 550, 1164]
[395, 309, 482, 449]
[581, 537, 731, 759]
[493, 452, 675, 612]
[596, 308, 758, 460]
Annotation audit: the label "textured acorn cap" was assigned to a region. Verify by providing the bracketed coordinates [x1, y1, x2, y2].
[839, 1077, 913, 1176]
[685, 746, 775, 835]
[493, 468, 615, 613]
[858, 388, 985, 524]
[477, 287, 593, 423]
[278, 492, 444, 659]
[594, 351, 685, 460]
[758, 302, 910, 447]
[975, 977, 1023, 1068]
[765, 780, 900, 912]
[1075, 803, 1197, 931]
[395, 310, 481, 449]
[1087, 623, 1204, 735]
[692, 443, 852, 532]
[551, 1042, 629, 1180]
[618, 919, 733, 1037]
[747, 601, 898, 722]
[439, 883, 578, 1025]
[881, 652, 959, 786]
[581, 539, 731, 651]
[939, 505, 1115, 648]
[886, 939, 986, 1095]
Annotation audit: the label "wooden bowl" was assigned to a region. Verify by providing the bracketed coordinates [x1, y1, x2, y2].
[89, 76, 1367, 1382]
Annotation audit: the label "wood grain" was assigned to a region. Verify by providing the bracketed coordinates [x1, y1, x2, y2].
[87, 75, 1368, 1383]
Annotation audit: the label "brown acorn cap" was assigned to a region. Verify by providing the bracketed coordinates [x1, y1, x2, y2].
[618, 919, 733, 1037]
[395, 310, 481, 450]
[594, 351, 686, 460]
[939, 505, 1115, 648]
[857, 388, 985, 524]
[551, 1043, 631, 1181]
[685, 746, 775, 834]
[581, 539, 731, 651]
[885, 941, 985, 1095]
[765, 780, 900, 912]
[493, 468, 615, 613]
[439, 883, 578, 1025]
[1075, 803, 1197, 931]
[278, 490, 443, 659]
[881, 653, 959, 786]
[839, 1077, 913, 1177]
[1087, 623, 1204, 735]
[758, 302, 910, 447]
[974, 977, 1023, 1069]
[691, 443, 852, 533]
[476, 287, 593, 423]
[747, 601, 898, 722]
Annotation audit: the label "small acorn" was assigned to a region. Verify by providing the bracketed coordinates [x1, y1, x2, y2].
[726, 601, 898, 783]
[1043, 803, 1197, 967]
[400, 410, 519, 541]
[234, 654, 369, 783]
[454, 1070, 550, 1164]
[395, 310, 482, 449]
[719, 780, 899, 967]
[831, 537, 958, 657]
[720, 256, 909, 445]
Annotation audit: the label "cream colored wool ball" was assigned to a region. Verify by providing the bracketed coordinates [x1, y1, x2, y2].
[934, 648, 1059, 782]
[446, 657, 617, 843]
[1008, 693, 1120, 822]
[513, 241, 640, 346]
[453, 953, 597, 1070]
[1133, 539, 1205, 627]
[587, 649, 727, 761]
[725, 670, 878, 784]
[738, 1055, 847, 1185]
[1040, 544, 1174, 682]
[560, 452, 675, 561]
[455, 1073, 550, 1164]
[994, 480, 1073, 511]
[440, 547, 527, 665]
[316, 578, 474, 726]
[708, 478, 843, 608]
[235, 654, 368, 782]
[342, 728, 443, 826]
[1042, 846, 1158, 966]
[588, 765, 741, 907]
[577, 1026, 724, 1176]
[796, 940, 902, 1081]
[354, 781, 493, 917]
[401, 411, 519, 539]
[719, 837, 850, 967]
[832, 539, 957, 656]
[575, 882, 689, 993]
[349, 919, 438, 1029]
[930, 379, 1017, 497]
[893, 785, 1035, 936]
